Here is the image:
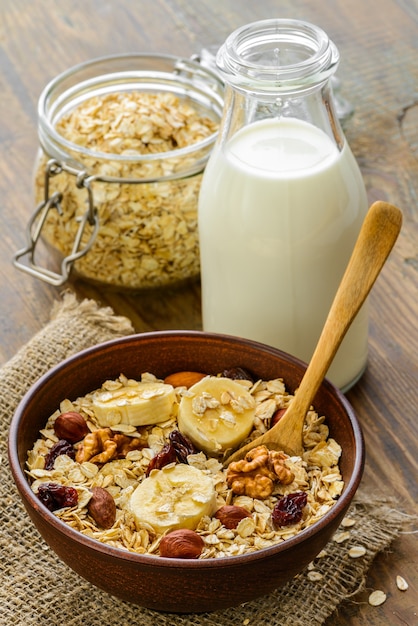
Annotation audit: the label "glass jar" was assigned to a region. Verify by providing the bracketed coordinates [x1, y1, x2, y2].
[198, 19, 369, 391]
[14, 54, 223, 289]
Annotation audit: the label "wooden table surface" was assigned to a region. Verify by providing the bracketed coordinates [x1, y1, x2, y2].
[1, 0, 417, 623]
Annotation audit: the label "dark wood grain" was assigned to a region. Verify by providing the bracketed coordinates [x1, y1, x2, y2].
[0, 0, 417, 623]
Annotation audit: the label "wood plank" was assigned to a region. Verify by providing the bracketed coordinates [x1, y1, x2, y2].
[0, 1, 417, 622]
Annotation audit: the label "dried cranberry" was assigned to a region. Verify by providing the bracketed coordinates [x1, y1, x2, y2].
[272, 492, 308, 527]
[221, 367, 254, 382]
[37, 482, 78, 512]
[146, 443, 177, 476]
[169, 430, 197, 463]
[44, 439, 75, 470]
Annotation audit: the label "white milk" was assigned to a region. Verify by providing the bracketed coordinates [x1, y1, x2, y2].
[198, 117, 369, 390]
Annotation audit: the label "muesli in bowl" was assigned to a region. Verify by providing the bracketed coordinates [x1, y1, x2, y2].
[26, 368, 344, 559]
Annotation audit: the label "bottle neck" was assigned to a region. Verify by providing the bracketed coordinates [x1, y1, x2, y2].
[215, 19, 344, 149]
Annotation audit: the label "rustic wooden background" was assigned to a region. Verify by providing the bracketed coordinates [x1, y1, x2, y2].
[0, 1, 417, 624]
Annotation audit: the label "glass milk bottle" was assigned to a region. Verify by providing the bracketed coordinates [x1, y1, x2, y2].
[198, 19, 369, 391]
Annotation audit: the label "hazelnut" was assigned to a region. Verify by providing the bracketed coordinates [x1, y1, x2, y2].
[214, 505, 251, 529]
[159, 529, 204, 559]
[54, 411, 89, 443]
[271, 408, 287, 428]
[88, 486, 116, 529]
[163, 371, 207, 389]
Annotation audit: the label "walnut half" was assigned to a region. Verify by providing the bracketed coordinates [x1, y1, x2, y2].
[75, 428, 146, 464]
[226, 445, 295, 499]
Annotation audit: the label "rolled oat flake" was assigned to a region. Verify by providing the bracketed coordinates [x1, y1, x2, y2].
[368, 590, 387, 606]
[396, 575, 408, 591]
[348, 545, 366, 558]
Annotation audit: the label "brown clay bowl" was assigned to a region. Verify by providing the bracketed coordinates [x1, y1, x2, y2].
[8, 330, 364, 613]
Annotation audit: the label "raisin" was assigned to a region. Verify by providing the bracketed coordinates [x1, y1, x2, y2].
[37, 482, 78, 512]
[44, 439, 75, 470]
[221, 366, 254, 382]
[146, 443, 177, 476]
[169, 430, 197, 463]
[272, 491, 308, 527]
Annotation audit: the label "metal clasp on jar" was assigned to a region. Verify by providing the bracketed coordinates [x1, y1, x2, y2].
[13, 159, 100, 286]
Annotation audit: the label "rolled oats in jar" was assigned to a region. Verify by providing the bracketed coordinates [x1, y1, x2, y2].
[24, 54, 223, 289]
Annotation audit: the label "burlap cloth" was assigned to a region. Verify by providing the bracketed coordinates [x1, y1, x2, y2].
[0, 293, 408, 625]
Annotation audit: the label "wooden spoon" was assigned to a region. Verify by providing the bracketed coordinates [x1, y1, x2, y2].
[224, 201, 402, 466]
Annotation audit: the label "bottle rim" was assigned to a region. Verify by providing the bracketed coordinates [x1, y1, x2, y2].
[216, 18, 339, 92]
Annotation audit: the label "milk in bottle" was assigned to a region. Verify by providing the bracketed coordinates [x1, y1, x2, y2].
[199, 117, 369, 389]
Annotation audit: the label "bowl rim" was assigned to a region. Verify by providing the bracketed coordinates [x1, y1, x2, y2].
[8, 329, 365, 569]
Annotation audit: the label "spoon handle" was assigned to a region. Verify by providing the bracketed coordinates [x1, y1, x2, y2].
[224, 201, 402, 465]
[292, 200, 402, 415]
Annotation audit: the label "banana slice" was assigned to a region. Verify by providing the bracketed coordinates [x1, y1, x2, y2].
[129, 464, 217, 533]
[178, 376, 256, 456]
[92, 381, 176, 427]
